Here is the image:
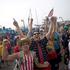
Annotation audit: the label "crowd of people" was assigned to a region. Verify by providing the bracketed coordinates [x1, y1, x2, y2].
[0, 16, 70, 70]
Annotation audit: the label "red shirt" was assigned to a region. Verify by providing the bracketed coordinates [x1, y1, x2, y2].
[14, 45, 20, 53]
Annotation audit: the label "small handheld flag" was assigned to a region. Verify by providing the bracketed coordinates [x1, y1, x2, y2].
[48, 9, 54, 17]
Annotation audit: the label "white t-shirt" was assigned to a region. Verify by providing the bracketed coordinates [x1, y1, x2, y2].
[68, 41, 70, 53]
[68, 41, 70, 70]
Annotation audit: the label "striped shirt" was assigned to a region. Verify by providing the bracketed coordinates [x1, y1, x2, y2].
[30, 37, 48, 63]
[18, 51, 34, 70]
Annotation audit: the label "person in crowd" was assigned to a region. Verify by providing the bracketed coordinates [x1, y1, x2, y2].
[13, 36, 20, 53]
[0, 36, 4, 68]
[28, 17, 53, 70]
[14, 17, 52, 70]
[61, 25, 69, 70]
[53, 17, 62, 70]
[13, 18, 26, 39]
[45, 17, 61, 70]
[68, 29, 70, 53]
[3, 38, 12, 54]
[0, 36, 3, 59]
[62, 25, 69, 49]
[2, 37, 36, 70]
[13, 36, 21, 70]
[68, 35, 70, 70]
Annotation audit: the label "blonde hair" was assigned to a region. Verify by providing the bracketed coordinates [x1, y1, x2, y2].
[19, 37, 30, 46]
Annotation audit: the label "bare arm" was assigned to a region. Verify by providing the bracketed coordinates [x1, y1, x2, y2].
[13, 18, 25, 38]
[4, 53, 18, 61]
[34, 57, 49, 68]
[46, 16, 57, 39]
[2, 45, 19, 61]
[52, 17, 57, 32]
[28, 18, 33, 32]
[45, 19, 53, 39]
[33, 52, 49, 68]
[27, 18, 33, 38]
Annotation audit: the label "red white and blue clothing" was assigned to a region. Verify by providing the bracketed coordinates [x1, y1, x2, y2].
[30, 37, 51, 70]
[18, 51, 34, 70]
[30, 37, 48, 63]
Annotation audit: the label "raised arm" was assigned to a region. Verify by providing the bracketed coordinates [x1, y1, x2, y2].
[45, 18, 53, 39]
[28, 18, 33, 32]
[2, 42, 18, 61]
[27, 18, 33, 38]
[13, 18, 25, 38]
[50, 17, 57, 34]
[45, 16, 57, 39]
[52, 17, 57, 32]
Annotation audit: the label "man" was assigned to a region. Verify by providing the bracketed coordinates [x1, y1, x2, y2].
[47, 17, 62, 70]
[61, 25, 69, 70]
[28, 17, 53, 70]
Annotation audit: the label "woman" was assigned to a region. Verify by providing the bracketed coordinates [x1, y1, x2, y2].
[47, 17, 61, 70]
[2, 37, 36, 70]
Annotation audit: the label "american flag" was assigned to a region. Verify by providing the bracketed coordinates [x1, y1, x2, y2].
[20, 52, 34, 70]
[48, 9, 54, 17]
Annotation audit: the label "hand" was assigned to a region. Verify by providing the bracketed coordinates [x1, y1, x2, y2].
[13, 18, 19, 27]
[28, 18, 33, 25]
[36, 61, 50, 68]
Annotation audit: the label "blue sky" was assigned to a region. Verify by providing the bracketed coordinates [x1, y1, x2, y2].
[0, 0, 70, 29]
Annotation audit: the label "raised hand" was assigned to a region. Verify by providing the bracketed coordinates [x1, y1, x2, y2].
[13, 18, 19, 27]
[28, 18, 33, 25]
[28, 18, 33, 32]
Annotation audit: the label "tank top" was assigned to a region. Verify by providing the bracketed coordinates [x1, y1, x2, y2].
[18, 51, 34, 70]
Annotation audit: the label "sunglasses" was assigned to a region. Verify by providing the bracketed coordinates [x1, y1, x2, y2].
[33, 32, 40, 35]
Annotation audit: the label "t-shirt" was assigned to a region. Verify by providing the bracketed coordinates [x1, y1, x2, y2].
[62, 32, 69, 49]
[47, 32, 60, 60]
[68, 41, 70, 53]
[18, 51, 34, 70]
[6, 43, 11, 49]
[14, 45, 20, 53]
[30, 37, 48, 63]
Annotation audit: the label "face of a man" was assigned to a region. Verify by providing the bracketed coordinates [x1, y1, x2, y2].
[33, 33, 40, 41]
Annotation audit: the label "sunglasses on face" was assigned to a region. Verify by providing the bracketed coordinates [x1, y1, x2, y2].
[33, 33, 40, 35]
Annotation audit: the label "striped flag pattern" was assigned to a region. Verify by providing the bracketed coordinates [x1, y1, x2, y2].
[48, 9, 54, 17]
[20, 53, 33, 70]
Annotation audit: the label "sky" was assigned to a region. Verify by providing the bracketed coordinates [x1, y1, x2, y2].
[0, 0, 70, 29]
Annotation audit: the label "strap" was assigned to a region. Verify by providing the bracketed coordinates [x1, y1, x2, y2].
[20, 51, 24, 64]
